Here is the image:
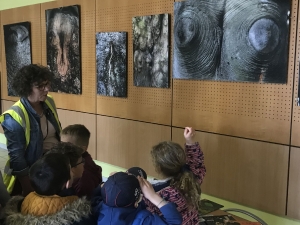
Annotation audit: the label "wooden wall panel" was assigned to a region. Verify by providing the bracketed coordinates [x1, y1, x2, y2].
[1, 4, 41, 101]
[57, 109, 96, 159]
[95, 0, 172, 125]
[97, 115, 171, 177]
[0, 100, 14, 133]
[287, 147, 300, 219]
[172, 0, 298, 144]
[41, 0, 96, 113]
[291, 0, 300, 147]
[172, 128, 289, 215]
[1, 100, 14, 111]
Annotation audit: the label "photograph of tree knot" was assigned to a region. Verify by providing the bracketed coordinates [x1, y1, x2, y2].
[46, 5, 81, 94]
[96, 32, 127, 97]
[132, 13, 169, 88]
[4, 22, 32, 96]
[173, 0, 290, 84]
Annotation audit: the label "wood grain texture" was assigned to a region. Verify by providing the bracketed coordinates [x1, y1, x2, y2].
[0, 4, 41, 101]
[172, 0, 298, 144]
[95, 0, 173, 125]
[0, 100, 15, 134]
[57, 109, 97, 159]
[291, 0, 300, 147]
[287, 147, 300, 219]
[172, 127, 289, 216]
[96, 115, 171, 177]
[1, 100, 14, 111]
[41, 0, 96, 113]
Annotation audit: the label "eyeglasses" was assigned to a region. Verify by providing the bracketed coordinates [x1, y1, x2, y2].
[72, 158, 85, 168]
[34, 81, 51, 91]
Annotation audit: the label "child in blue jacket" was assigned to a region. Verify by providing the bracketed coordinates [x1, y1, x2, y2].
[96, 172, 182, 225]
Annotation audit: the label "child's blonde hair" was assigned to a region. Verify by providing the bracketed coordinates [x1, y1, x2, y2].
[61, 124, 90, 147]
[151, 141, 201, 211]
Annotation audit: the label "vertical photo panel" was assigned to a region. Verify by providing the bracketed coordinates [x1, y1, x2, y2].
[46, 5, 81, 94]
[133, 13, 169, 88]
[3, 22, 32, 96]
[96, 32, 127, 97]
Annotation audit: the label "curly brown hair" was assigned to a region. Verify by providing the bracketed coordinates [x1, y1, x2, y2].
[151, 141, 201, 211]
[12, 64, 54, 97]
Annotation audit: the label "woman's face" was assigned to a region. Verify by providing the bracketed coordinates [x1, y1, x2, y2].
[29, 80, 51, 102]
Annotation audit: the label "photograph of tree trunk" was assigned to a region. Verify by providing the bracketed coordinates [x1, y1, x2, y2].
[3, 22, 32, 96]
[133, 13, 169, 88]
[173, 0, 290, 84]
[46, 5, 81, 94]
[96, 32, 127, 97]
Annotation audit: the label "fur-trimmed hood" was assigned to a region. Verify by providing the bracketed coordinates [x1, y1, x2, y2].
[4, 195, 93, 225]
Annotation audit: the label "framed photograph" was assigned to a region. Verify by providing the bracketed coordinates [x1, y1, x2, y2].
[46, 5, 81, 94]
[133, 14, 169, 88]
[3, 22, 32, 96]
[96, 32, 127, 97]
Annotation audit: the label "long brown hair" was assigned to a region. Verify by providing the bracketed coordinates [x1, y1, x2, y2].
[151, 141, 201, 211]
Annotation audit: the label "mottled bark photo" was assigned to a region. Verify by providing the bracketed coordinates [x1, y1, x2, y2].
[133, 14, 169, 88]
[4, 22, 32, 96]
[96, 32, 127, 97]
[46, 5, 81, 94]
[173, 0, 290, 84]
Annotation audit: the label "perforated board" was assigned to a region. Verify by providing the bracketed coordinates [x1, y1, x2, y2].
[172, 0, 297, 144]
[1, 5, 41, 102]
[41, 0, 96, 114]
[291, 0, 300, 146]
[96, 0, 173, 125]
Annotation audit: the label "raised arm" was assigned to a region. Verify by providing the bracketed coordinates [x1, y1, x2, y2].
[184, 127, 206, 184]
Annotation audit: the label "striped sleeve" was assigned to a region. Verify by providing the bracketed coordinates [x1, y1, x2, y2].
[185, 142, 206, 184]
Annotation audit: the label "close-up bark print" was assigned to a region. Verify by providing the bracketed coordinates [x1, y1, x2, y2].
[3, 22, 32, 96]
[173, 0, 290, 84]
[46, 5, 81, 94]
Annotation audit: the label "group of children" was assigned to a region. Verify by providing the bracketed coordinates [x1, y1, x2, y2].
[0, 125, 206, 225]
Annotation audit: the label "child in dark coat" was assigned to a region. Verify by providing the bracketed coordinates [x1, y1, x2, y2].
[61, 124, 103, 198]
[4, 152, 95, 225]
[96, 172, 182, 225]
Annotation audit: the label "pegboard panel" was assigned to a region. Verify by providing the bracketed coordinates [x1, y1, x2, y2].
[291, 0, 300, 146]
[41, 0, 96, 114]
[1, 4, 41, 102]
[173, 0, 297, 144]
[173, 127, 289, 215]
[95, 0, 173, 125]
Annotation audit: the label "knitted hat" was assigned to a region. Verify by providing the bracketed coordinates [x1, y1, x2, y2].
[101, 172, 141, 208]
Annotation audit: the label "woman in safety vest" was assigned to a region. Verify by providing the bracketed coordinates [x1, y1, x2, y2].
[0, 64, 62, 196]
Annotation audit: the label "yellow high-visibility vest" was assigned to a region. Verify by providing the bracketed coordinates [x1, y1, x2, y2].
[0, 95, 61, 193]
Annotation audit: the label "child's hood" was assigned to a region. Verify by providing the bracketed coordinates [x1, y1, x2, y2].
[4, 195, 91, 225]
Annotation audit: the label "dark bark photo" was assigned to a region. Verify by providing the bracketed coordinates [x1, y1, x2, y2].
[173, 0, 290, 84]
[3, 22, 32, 96]
[46, 5, 81, 94]
[96, 32, 127, 97]
[133, 14, 169, 88]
